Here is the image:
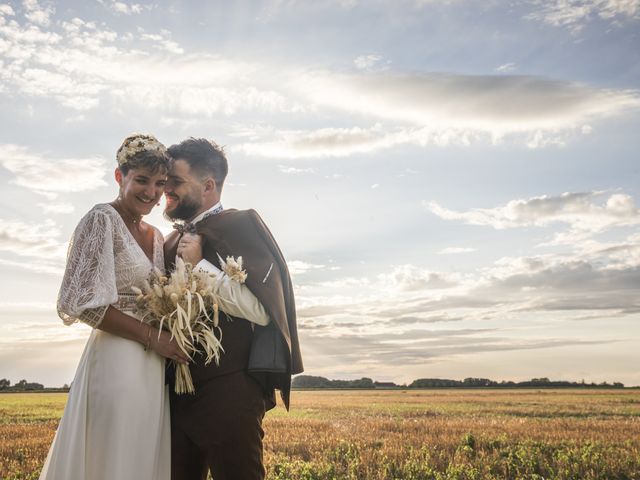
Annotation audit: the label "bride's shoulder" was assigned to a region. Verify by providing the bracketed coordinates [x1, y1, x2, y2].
[82, 203, 115, 217]
[91, 203, 116, 214]
[74, 204, 118, 230]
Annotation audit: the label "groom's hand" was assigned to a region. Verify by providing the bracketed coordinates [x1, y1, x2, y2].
[177, 233, 203, 266]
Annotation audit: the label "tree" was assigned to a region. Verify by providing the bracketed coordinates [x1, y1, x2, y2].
[0, 378, 10, 389]
[292, 375, 333, 388]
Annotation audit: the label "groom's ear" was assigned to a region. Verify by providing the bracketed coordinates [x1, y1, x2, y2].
[203, 176, 216, 194]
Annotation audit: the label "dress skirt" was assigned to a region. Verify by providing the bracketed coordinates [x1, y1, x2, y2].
[39, 326, 170, 480]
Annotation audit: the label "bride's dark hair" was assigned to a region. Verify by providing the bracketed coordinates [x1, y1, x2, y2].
[120, 150, 171, 176]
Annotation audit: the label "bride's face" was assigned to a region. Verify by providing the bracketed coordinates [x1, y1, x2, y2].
[116, 167, 167, 216]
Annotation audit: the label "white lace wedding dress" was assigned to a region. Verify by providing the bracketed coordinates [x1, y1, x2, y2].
[40, 203, 170, 480]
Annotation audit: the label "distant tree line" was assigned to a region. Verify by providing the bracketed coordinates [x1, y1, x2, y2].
[0, 378, 45, 391]
[292, 375, 625, 389]
[0, 378, 71, 392]
[293, 376, 376, 389]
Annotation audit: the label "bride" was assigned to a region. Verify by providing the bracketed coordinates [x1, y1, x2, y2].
[40, 133, 270, 480]
[39, 134, 185, 480]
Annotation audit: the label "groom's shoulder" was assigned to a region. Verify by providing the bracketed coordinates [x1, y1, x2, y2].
[206, 209, 267, 236]
[218, 208, 262, 223]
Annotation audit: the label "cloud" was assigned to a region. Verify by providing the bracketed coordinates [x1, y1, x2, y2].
[495, 62, 517, 73]
[294, 224, 640, 338]
[98, 0, 146, 15]
[240, 71, 640, 157]
[438, 247, 476, 254]
[0, 11, 298, 117]
[0, 218, 66, 260]
[23, 0, 54, 27]
[236, 125, 403, 158]
[292, 71, 640, 134]
[0, 4, 15, 16]
[387, 313, 465, 325]
[0, 256, 64, 275]
[300, 324, 615, 371]
[379, 265, 460, 291]
[288, 260, 326, 275]
[235, 124, 476, 158]
[38, 202, 75, 214]
[2, 7, 639, 161]
[139, 28, 184, 54]
[526, 0, 640, 33]
[354, 54, 389, 71]
[426, 191, 640, 242]
[0, 144, 107, 195]
[278, 165, 317, 174]
[2, 6, 638, 156]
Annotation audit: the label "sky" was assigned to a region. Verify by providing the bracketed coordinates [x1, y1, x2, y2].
[0, 0, 639, 387]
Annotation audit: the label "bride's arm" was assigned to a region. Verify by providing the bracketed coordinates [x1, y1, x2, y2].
[58, 208, 187, 362]
[98, 307, 189, 363]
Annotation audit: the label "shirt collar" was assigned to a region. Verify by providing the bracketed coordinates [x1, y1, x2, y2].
[191, 201, 223, 225]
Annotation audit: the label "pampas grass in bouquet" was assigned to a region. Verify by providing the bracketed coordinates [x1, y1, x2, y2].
[132, 257, 224, 394]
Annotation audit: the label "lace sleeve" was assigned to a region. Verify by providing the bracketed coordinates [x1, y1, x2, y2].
[57, 208, 118, 328]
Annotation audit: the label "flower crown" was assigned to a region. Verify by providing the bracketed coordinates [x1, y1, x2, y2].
[116, 133, 167, 167]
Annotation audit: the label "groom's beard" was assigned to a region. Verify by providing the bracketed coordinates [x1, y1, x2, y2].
[164, 194, 202, 221]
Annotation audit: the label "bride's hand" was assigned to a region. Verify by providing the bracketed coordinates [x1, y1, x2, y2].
[149, 328, 190, 364]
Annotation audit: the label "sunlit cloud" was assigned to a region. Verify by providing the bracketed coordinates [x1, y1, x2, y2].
[354, 53, 389, 71]
[97, 0, 150, 16]
[438, 247, 476, 254]
[526, 0, 640, 33]
[288, 260, 326, 275]
[239, 70, 640, 157]
[378, 265, 460, 291]
[278, 165, 317, 174]
[495, 62, 517, 73]
[0, 218, 66, 260]
[138, 28, 184, 54]
[236, 125, 405, 158]
[292, 71, 640, 133]
[0, 4, 15, 16]
[2, 6, 638, 160]
[38, 202, 75, 214]
[0, 257, 64, 275]
[426, 191, 640, 234]
[22, 0, 55, 27]
[0, 9, 297, 117]
[0, 144, 107, 195]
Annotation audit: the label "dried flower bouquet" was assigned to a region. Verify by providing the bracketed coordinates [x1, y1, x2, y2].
[132, 257, 224, 394]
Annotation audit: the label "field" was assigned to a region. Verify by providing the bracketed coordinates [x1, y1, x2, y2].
[2, 389, 639, 479]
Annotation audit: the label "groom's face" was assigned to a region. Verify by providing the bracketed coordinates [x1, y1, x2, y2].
[164, 158, 204, 221]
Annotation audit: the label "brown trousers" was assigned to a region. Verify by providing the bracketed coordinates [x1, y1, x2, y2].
[170, 371, 266, 480]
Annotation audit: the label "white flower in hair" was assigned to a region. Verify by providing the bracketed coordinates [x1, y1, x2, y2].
[117, 133, 167, 167]
[217, 254, 248, 284]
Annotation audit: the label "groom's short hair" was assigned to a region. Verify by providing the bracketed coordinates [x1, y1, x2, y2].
[168, 138, 228, 189]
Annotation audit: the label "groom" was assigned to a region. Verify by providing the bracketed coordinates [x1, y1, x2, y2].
[163, 138, 303, 480]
